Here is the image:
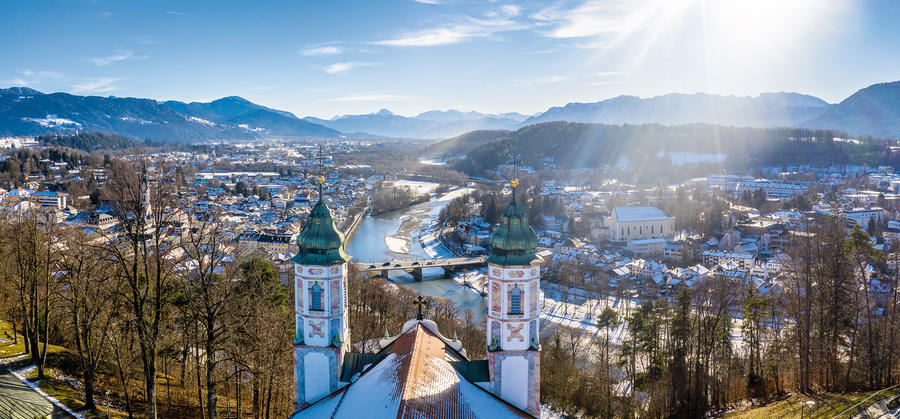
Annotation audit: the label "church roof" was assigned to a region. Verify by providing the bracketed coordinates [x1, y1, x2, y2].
[487, 192, 540, 266]
[291, 199, 350, 265]
[295, 322, 533, 419]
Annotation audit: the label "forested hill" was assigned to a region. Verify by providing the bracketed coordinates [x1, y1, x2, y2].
[35, 132, 143, 152]
[423, 129, 510, 158]
[451, 121, 895, 177]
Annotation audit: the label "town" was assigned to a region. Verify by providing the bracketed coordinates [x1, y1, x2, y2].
[2, 131, 900, 417]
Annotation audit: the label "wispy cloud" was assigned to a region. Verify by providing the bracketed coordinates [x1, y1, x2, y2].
[71, 77, 123, 94]
[133, 35, 158, 45]
[324, 62, 375, 74]
[89, 50, 148, 67]
[7, 70, 62, 86]
[511, 71, 626, 87]
[165, 10, 189, 16]
[302, 46, 342, 56]
[533, 0, 659, 39]
[329, 94, 411, 102]
[412, 0, 441, 4]
[373, 7, 528, 47]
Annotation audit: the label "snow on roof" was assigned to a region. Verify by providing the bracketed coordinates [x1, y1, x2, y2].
[613, 206, 672, 222]
[295, 323, 530, 419]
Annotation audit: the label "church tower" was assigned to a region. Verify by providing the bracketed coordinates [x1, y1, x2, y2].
[292, 174, 351, 410]
[486, 178, 542, 416]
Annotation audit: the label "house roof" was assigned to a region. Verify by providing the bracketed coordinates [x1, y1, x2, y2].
[613, 206, 672, 222]
[295, 322, 532, 419]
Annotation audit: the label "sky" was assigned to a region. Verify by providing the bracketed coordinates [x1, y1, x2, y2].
[2, 0, 900, 118]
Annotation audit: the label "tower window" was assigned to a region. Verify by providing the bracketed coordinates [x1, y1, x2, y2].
[508, 284, 523, 315]
[309, 282, 324, 311]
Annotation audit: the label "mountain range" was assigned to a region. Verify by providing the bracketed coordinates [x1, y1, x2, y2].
[303, 109, 529, 138]
[1, 81, 900, 142]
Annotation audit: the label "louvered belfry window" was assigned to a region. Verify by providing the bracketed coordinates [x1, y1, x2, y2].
[309, 282, 324, 311]
[508, 284, 523, 315]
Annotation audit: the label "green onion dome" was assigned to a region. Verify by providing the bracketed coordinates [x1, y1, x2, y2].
[487, 180, 540, 266]
[291, 199, 351, 266]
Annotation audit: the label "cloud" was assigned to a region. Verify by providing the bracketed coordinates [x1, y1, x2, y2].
[89, 50, 148, 66]
[324, 62, 375, 74]
[511, 71, 626, 87]
[7, 70, 62, 86]
[71, 77, 123, 94]
[500, 5, 521, 17]
[303, 46, 342, 56]
[412, 0, 440, 4]
[373, 6, 529, 47]
[165, 10, 189, 16]
[329, 94, 411, 102]
[534, 0, 661, 39]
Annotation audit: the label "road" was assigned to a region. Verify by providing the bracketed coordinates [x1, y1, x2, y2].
[0, 365, 71, 419]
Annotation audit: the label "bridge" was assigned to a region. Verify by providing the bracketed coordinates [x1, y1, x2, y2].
[355, 256, 486, 280]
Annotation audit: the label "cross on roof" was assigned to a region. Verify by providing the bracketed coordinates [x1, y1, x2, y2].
[315, 144, 326, 198]
[413, 295, 428, 320]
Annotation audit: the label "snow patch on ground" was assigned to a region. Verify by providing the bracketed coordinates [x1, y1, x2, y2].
[22, 115, 82, 128]
[437, 187, 474, 202]
[187, 116, 216, 126]
[393, 180, 439, 195]
[385, 235, 410, 254]
[9, 364, 84, 419]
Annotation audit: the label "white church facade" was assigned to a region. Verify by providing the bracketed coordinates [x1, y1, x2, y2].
[291, 176, 541, 418]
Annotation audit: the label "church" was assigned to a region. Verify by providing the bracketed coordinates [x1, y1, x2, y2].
[291, 175, 542, 418]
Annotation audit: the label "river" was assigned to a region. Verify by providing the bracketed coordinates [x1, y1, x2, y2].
[345, 186, 487, 319]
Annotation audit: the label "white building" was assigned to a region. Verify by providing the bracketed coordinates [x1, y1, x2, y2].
[608, 206, 675, 241]
[702, 250, 756, 270]
[843, 207, 885, 228]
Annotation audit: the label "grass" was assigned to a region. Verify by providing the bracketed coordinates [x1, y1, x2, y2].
[2, 319, 128, 418]
[722, 388, 900, 419]
[0, 319, 26, 358]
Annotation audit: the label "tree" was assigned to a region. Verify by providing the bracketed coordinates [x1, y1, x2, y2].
[177, 211, 246, 419]
[57, 228, 116, 411]
[234, 181, 249, 197]
[102, 159, 179, 419]
[597, 307, 620, 417]
[5, 211, 61, 379]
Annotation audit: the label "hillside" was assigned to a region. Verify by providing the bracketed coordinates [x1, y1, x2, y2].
[423, 129, 510, 158]
[802, 81, 900, 138]
[304, 108, 523, 138]
[0, 89, 341, 142]
[521, 92, 830, 128]
[452, 121, 886, 178]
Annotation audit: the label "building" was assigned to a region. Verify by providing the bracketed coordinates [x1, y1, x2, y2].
[627, 238, 668, 256]
[707, 175, 807, 198]
[607, 206, 675, 241]
[258, 232, 296, 254]
[843, 207, 885, 228]
[702, 250, 756, 270]
[291, 176, 352, 410]
[30, 191, 68, 210]
[294, 177, 541, 418]
[484, 179, 542, 415]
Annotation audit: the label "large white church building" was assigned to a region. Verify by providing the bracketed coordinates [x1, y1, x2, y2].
[291, 176, 542, 418]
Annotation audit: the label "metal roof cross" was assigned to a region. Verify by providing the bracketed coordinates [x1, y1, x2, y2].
[413, 295, 428, 320]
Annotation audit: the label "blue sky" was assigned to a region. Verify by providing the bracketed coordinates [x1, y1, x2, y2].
[3, 0, 900, 118]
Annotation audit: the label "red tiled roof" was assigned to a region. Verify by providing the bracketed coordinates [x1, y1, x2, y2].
[295, 322, 532, 419]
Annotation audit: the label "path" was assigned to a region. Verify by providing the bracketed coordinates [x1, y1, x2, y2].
[0, 365, 72, 419]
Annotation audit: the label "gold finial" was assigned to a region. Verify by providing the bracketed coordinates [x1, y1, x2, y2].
[317, 175, 325, 185]
[510, 178, 519, 189]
